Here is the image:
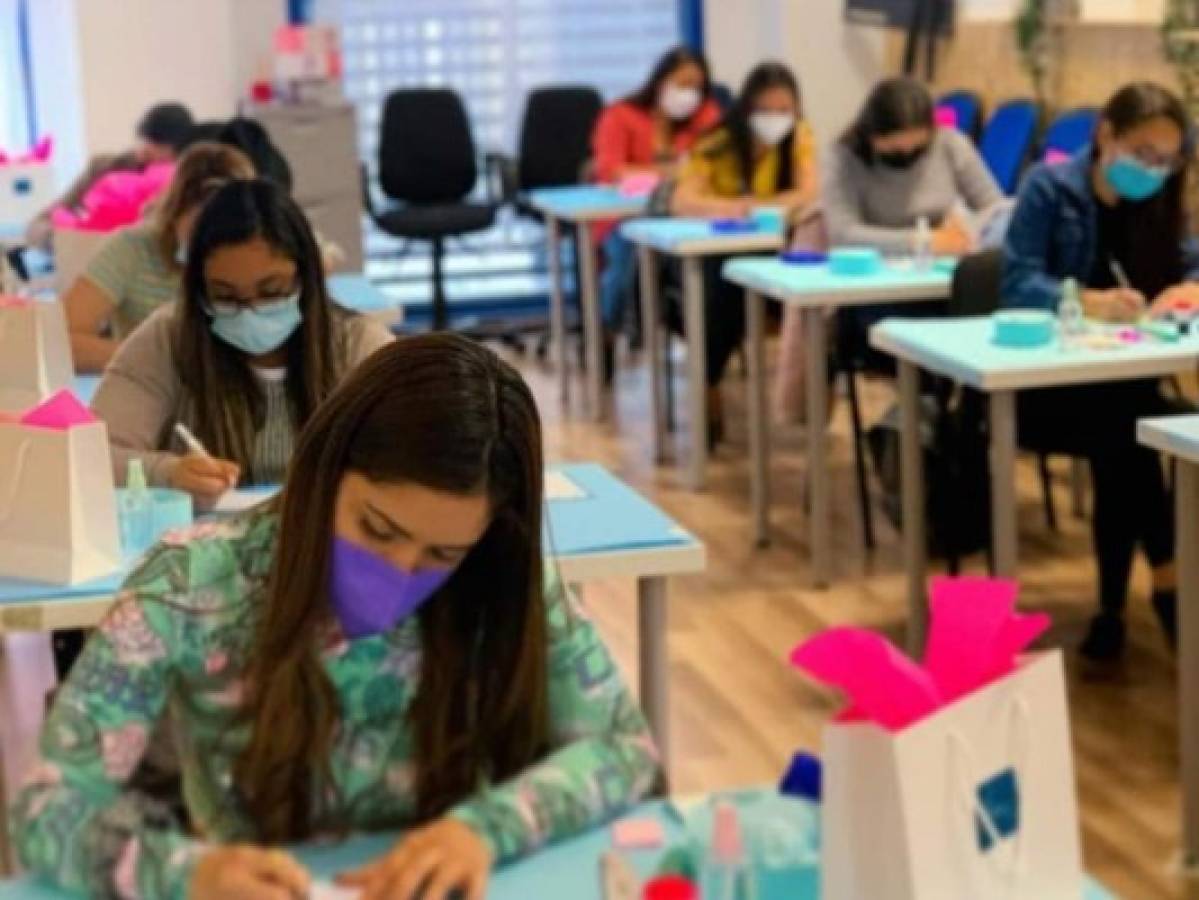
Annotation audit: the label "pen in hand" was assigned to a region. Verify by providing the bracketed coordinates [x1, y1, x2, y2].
[174, 422, 210, 458]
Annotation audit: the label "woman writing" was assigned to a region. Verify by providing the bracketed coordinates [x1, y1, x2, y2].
[14, 334, 659, 899]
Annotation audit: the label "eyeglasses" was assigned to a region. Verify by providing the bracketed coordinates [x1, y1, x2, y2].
[1122, 142, 1185, 173]
[201, 282, 300, 318]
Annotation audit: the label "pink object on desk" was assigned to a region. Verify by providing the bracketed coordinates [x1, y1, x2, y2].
[18, 390, 97, 430]
[1045, 148, 1072, 166]
[618, 173, 660, 197]
[611, 817, 665, 849]
[934, 105, 958, 129]
[0, 296, 32, 309]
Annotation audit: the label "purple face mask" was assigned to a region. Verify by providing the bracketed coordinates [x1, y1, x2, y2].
[329, 537, 454, 640]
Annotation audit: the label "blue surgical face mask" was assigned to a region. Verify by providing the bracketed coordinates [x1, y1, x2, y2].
[208, 293, 303, 355]
[1104, 154, 1169, 202]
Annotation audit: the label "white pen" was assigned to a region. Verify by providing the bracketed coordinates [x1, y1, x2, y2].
[1109, 258, 1132, 290]
[173, 422, 210, 458]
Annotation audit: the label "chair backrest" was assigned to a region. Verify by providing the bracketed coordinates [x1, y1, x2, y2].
[711, 82, 735, 113]
[937, 89, 984, 142]
[517, 86, 604, 191]
[1042, 106, 1099, 160]
[379, 88, 478, 205]
[979, 99, 1040, 195]
[948, 248, 1004, 317]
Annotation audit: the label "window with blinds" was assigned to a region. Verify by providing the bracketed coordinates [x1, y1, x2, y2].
[314, 0, 681, 314]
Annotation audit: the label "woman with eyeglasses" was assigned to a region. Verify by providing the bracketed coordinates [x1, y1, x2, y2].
[92, 178, 393, 507]
[1002, 81, 1199, 661]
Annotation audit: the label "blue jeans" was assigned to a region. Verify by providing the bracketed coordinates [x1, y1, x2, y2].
[600, 231, 637, 329]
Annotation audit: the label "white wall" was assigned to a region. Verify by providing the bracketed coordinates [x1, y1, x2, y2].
[704, 0, 887, 151]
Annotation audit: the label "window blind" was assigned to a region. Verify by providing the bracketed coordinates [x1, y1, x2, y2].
[314, 0, 681, 312]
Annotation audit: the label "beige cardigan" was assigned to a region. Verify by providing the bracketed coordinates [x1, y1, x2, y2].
[92, 304, 394, 487]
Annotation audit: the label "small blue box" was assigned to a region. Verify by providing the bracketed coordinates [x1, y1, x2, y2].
[992, 310, 1055, 348]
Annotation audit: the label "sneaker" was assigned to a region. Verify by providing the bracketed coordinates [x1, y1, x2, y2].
[1152, 590, 1178, 651]
[1079, 614, 1126, 662]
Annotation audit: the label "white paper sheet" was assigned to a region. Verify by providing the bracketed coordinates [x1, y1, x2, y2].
[212, 487, 281, 514]
[309, 883, 361, 900]
[544, 470, 587, 501]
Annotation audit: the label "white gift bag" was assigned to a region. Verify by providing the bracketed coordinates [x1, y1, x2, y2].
[822, 651, 1083, 900]
[0, 300, 73, 412]
[0, 420, 121, 584]
[0, 162, 55, 227]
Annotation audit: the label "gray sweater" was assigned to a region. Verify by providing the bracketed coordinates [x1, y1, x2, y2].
[824, 128, 1003, 254]
[92, 304, 394, 487]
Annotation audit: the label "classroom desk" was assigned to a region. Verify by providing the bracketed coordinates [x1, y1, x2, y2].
[870, 316, 1199, 655]
[523, 186, 646, 421]
[0, 792, 1120, 898]
[1138, 415, 1199, 872]
[0, 464, 703, 847]
[622, 219, 784, 490]
[722, 257, 952, 588]
[326, 272, 403, 327]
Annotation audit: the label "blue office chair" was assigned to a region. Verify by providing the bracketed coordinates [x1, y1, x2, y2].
[979, 99, 1040, 194]
[937, 89, 984, 142]
[1042, 106, 1099, 160]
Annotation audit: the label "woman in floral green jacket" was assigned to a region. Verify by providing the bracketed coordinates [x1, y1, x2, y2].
[11, 334, 658, 900]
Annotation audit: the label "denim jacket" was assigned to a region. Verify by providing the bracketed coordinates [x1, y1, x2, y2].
[1001, 149, 1199, 310]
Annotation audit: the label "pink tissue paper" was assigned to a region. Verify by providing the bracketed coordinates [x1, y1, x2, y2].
[51, 162, 174, 233]
[18, 390, 97, 430]
[789, 577, 1049, 731]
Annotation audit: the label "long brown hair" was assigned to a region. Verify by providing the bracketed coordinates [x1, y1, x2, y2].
[153, 141, 254, 265]
[176, 179, 350, 480]
[234, 334, 548, 842]
[704, 62, 802, 194]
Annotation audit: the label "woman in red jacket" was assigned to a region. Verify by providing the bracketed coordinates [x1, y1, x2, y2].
[592, 46, 721, 378]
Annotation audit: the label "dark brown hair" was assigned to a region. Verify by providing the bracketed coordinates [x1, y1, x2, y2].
[626, 45, 712, 119]
[153, 141, 254, 265]
[704, 61, 802, 194]
[233, 334, 548, 842]
[1094, 81, 1194, 298]
[175, 178, 349, 481]
[840, 77, 935, 164]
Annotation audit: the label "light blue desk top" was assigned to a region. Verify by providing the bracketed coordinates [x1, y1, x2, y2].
[1139, 414, 1199, 463]
[523, 184, 645, 222]
[723, 256, 953, 308]
[621, 217, 784, 257]
[72, 375, 99, 406]
[0, 464, 698, 613]
[871, 315, 1199, 392]
[326, 272, 400, 316]
[0, 795, 1119, 899]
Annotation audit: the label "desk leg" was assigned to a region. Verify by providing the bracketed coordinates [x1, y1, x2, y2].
[681, 257, 707, 490]
[0, 640, 10, 876]
[805, 308, 831, 588]
[639, 247, 667, 464]
[746, 291, 769, 546]
[637, 576, 670, 782]
[1177, 462, 1199, 871]
[989, 390, 1018, 578]
[576, 222, 604, 422]
[546, 216, 568, 407]
[1071, 458, 1089, 520]
[899, 361, 929, 655]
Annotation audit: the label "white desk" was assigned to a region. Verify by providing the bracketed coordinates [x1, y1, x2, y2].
[1138, 416, 1199, 871]
[621, 219, 783, 490]
[0, 464, 704, 871]
[523, 187, 646, 421]
[723, 257, 952, 587]
[326, 272, 403, 328]
[871, 316, 1199, 654]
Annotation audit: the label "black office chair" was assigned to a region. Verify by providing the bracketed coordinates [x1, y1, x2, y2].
[947, 249, 1064, 531]
[486, 85, 604, 354]
[364, 89, 498, 330]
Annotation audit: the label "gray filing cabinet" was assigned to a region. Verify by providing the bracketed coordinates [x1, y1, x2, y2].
[245, 102, 365, 272]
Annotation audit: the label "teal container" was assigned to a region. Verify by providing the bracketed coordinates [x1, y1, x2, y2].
[992, 310, 1055, 348]
[828, 246, 882, 276]
[117, 487, 194, 553]
[751, 206, 786, 235]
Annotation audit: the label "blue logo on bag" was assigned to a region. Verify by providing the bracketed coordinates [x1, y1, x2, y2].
[975, 767, 1020, 852]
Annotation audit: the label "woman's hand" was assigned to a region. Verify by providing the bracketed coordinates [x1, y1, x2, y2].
[169, 455, 241, 506]
[1082, 287, 1147, 323]
[190, 845, 310, 900]
[1151, 282, 1199, 318]
[929, 213, 973, 257]
[336, 818, 493, 900]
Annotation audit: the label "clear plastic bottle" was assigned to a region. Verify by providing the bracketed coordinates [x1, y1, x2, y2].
[913, 216, 932, 270]
[1058, 277, 1086, 350]
[119, 459, 155, 557]
[703, 802, 757, 900]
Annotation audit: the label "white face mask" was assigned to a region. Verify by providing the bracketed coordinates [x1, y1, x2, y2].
[660, 85, 702, 121]
[749, 112, 795, 147]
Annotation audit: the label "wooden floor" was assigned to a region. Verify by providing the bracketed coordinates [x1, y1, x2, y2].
[0, 336, 1190, 897]
[530, 338, 1191, 900]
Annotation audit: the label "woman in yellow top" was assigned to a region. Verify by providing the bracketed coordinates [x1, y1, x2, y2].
[672, 62, 819, 443]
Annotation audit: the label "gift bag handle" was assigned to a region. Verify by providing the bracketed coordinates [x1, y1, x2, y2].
[0, 438, 32, 528]
[947, 695, 1032, 898]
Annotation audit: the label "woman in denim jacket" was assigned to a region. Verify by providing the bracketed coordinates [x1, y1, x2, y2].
[1002, 81, 1199, 661]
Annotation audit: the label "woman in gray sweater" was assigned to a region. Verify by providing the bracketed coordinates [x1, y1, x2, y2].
[92, 178, 392, 508]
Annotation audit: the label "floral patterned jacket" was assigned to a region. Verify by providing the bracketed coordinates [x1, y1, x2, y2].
[10, 510, 659, 899]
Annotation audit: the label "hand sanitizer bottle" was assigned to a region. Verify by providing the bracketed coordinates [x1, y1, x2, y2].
[119, 459, 154, 557]
[1058, 277, 1085, 350]
[913, 216, 932, 270]
[703, 802, 757, 900]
